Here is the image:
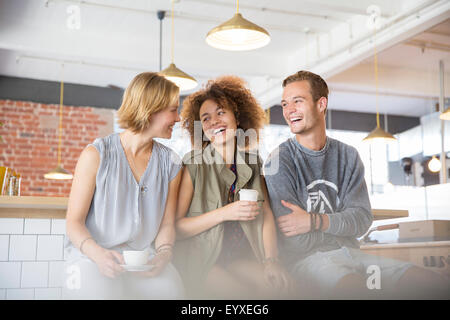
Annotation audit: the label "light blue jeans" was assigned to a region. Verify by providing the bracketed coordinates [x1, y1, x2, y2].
[291, 247, 413, 296]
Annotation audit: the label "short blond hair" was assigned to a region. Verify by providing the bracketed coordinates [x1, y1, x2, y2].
[116, 72, 179, 133]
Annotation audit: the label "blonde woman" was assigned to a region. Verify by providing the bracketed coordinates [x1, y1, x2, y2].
[174, 76, 292, 299]
[63, 72, 184, 299]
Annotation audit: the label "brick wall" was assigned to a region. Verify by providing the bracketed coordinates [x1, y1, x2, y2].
[0, 100, 115, 197]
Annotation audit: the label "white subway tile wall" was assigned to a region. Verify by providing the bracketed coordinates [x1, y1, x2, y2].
[35, 288, 62, 300]
[0, 262, 21, 288]
[9, 235, 37, 261]
[37, 235, 64, 261]
[24, 219, 51, 234]
[49, 261, 64, 288]
[0, 218, 67, 300]
[51, 219, 66, 235]
[6, 288, 35, 300]
[21, 261, 49, 288]
[0, 235, 9, 261]
[0, 219, 24, 234]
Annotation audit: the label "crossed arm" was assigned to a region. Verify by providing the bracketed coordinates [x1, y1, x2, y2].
[265, 155, 372, 239]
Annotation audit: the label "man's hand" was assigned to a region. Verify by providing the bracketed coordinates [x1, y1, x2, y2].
[276, 200, 310, 237]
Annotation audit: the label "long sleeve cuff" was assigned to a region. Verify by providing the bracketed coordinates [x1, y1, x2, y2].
[323, 211, 372, 237]
[323, 213, 336, 234]
[324, 212, 355, 236]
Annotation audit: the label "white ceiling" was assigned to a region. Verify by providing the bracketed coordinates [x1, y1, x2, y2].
[328, 18, 450, 117]
[0, 0, 449, 117]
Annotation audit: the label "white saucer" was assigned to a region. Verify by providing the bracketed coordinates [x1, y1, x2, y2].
[120, 264, 154, 272]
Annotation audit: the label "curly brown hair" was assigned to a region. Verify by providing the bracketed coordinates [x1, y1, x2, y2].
[181, 75, 266, 149]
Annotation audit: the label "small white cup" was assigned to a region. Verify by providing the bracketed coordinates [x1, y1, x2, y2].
[239, 189, 258, 202]
[123, 250, 149, 266]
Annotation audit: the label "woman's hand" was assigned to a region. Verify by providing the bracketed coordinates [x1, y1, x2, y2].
[92, 248, 125, 279]
[134, 251, 172, 278]
[263, 260, 292, 294]
[221, 200, 260, 222]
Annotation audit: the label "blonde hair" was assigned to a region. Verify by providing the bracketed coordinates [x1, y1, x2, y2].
[116, 72, 179, 133]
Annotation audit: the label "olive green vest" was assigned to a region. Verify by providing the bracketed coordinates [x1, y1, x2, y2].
[173, 145, 266, 297]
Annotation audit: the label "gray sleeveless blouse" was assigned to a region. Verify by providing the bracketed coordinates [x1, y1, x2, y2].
[65, 133, 182, 259]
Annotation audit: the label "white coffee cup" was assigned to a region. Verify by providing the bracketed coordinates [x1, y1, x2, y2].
[123, 249, 149, 266]
[239, 189, 258, 202]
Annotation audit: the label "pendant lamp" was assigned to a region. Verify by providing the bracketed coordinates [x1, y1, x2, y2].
[440, 108, 450, 120]
[206, 0, 270, 51]
[160, 0, 197, 91]
[428, 155, 441, 173]
[363, 28, 396, 143]
[44, 68, 73, 180]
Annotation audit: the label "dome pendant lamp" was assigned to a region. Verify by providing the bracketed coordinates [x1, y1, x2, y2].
[440, 108, 450, 120]
[428, 155, 441, 173]
[160, 0, 197, 91]
[206, 0, 270, 51]
[363, 27, 396, 143]
[44, 66, 73, 180]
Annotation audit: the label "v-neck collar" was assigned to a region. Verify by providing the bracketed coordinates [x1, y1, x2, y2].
[203, 144, 253, 191]
[116, 133, 155, 186]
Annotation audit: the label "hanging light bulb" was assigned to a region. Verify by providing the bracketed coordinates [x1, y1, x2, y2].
[384, 182, 395, 193]
[206, 0, 270, 51]
[428, 155, 441, 173]
[363, 14, 396, 143]
[160, 0, 197, 91]
[440, 108, 450, 120]
[44, 67, 73, 180]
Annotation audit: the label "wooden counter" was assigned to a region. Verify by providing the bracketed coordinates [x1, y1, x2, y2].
[372, 209, 408, 220]
[361, 240, 450, 276]
[0, 196, 408, 220]
[0, 196, 68, 219]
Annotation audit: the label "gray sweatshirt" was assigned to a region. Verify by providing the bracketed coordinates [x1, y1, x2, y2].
[264, 136, 373, 265]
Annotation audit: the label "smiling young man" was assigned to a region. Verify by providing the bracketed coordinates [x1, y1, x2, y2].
[264, 70, 449, 299]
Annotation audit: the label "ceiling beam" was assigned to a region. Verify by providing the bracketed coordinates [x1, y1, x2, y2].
[46, 0, 329, 33]
[404, 39, 450, 53]
[423, 30, 450, 37]
[183, 0, 348, 22]
[257, 0, 450, 108]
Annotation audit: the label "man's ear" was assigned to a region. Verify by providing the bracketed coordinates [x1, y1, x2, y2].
[317, 97, 327, 113]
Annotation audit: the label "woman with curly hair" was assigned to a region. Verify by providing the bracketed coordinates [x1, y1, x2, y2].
[173, 75, 292, 299]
